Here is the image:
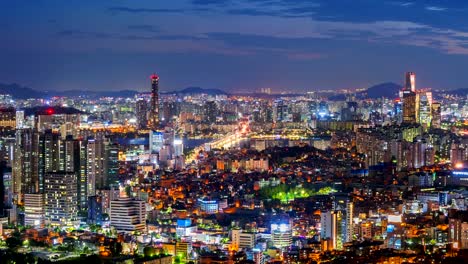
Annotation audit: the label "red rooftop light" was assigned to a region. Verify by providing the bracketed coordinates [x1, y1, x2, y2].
[46, 108, 55, 115]
[150, 73, 159, 80]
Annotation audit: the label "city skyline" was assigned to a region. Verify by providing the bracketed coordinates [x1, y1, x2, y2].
[2, 1, 468, 92]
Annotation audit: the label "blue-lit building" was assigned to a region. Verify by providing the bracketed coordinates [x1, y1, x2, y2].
[87, 195, 103, 225]
[450, 169, 468, 186]
[149, 131, 164, 154]
[198, 198, 219, 214]
[317, 101, 330, 120]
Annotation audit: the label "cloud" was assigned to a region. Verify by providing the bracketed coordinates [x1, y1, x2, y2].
[191, 0, 319, 17]
[108, 6, 184, 14]
[287, 52, 324, 60]
[425, 6, 447, 11]
[387, 1, 415, 7]
[127, 24, 160, 33]
[56, 30, 113, 39]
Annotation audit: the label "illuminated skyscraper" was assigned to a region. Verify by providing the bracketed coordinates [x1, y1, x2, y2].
[402, 72, 417, 124]
[148, 74, 160, 130]
[404, 72, 416, 92]
[86, 138, 106, 196]
[418, 91, 432, 127]
[136, 98, 148, 130]
[431, 102, 441, 129]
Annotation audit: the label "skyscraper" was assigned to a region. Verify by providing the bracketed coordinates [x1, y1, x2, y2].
[431, 102, 441, 129]
[418, 91, 433, 127]
[136, 98, 148, 130]
[86, 138, 106, 196]
[404, 72, 416, 92]
[402, 72, 418, 124]
[204, 101, 218, 124]
[148, 74, 160, 130]
[13, 128, 40, 195]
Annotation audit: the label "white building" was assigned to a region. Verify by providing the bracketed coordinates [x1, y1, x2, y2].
[44, 172, 78, 227]
[271, 223, 292, 248]
[110, 198, 146, 233]
[24, 193, 44, 228]
[232, 229, 258, 250]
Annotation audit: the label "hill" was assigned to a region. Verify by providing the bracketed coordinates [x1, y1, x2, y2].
[359, 82, 401, 99]
[0, 83, 46, 99]
[165, 87, 228, 96]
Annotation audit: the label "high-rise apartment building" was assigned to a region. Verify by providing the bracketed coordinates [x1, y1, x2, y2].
[13, 128, 40, 195]
[86, 138, 106, 196]
[44, 172, 78, 227]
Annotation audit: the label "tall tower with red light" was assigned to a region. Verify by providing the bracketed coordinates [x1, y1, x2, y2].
[148, 74, 160, 130]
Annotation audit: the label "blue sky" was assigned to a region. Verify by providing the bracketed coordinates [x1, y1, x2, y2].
[2, 0, 468, 92]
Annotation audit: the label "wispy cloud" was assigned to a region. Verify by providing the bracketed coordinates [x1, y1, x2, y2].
[127, 24, 160, 33]
[425, 6, 447, 12]
[108, 6, 184, 14]
[56, 30, 113, 39]
[387, 1, 415, 7]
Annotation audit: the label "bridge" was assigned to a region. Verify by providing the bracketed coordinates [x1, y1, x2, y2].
[185, 118, 250, 164]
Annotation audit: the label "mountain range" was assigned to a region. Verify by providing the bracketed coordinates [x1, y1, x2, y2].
[0, 82, 465, 99]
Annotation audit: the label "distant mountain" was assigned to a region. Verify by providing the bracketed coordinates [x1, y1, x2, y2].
[54, 89, 140, 98]
[436, 88, 468, 97]
[359, 82, 402, 99]
[0, 83, 141, 99]
[165, 87, 228, 95]
[0, 83, 46, 99]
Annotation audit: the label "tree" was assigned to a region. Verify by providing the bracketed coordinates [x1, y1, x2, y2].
[5, 236, 21, 249]
[143, 246, 156, 258]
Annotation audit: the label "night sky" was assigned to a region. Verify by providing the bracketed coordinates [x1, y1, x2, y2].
[2, 0, 468, 93]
